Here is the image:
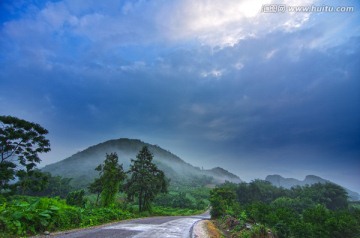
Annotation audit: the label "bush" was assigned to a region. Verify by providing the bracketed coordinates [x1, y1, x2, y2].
[80, 206, 134, 226]
[0, 196, 134, 236]
[66, 190, 87, 207]
[0, 196, 79, 235]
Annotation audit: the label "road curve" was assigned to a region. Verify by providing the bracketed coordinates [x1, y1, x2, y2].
[51, 211, 210, 238]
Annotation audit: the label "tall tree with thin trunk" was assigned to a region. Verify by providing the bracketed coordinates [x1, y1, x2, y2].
[92, 153, 126, 207]
[125, 146, 168, 212]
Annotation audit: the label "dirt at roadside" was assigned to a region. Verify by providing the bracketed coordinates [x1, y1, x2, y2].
[192, 220, 223, 238]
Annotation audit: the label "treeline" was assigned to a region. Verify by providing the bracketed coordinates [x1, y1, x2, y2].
[210, 180, 360, 238]
[13, 172, 73, 198]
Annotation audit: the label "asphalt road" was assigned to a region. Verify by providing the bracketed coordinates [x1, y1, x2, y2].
[50, 211, 210, 238]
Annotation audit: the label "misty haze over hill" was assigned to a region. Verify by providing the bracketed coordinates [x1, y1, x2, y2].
[41, 138, 359, 202]
[266, 174, 360, 201]
[42, 138, 242, 188]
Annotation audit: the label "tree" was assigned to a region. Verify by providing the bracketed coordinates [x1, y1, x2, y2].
[15, 169, 49, 195]
[93, 153, 126, 207]
[38, 173, 74, 198]
[125, 146, 168, 212]
[312, 183, 348, 210]
[88, 177, 103, 206]
[171, 192, 194, 209]
[293, 182, 349, 210]
[210, 187, 237, 218]
[303, 205, 330, 237]
[0, 115, 50, 193]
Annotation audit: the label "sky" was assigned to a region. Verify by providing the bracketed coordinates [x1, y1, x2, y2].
[1, 0, 359, 192]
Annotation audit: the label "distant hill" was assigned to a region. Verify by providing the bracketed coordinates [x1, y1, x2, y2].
[266, 174, 360, 201]
[42, 138, 242, 188]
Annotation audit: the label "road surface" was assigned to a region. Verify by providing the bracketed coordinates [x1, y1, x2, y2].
[50, 211, 210, 238]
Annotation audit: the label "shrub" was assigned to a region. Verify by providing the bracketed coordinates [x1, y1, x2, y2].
[0, 196, 134, 236]
[0, 196, 79, 235]
[66, 190, 87, 208]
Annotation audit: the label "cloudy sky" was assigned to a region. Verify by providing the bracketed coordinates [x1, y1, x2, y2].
[1, 0, 359, 192]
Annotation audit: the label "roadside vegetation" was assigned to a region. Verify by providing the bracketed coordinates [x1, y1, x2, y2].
[0, 116, 209, 237]
[209, 180, 360, 238]
[0, 190, 208, 237]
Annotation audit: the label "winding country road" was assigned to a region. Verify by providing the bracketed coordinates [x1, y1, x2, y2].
[51, 211, 210, 238]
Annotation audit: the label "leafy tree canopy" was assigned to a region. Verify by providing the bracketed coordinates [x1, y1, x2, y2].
[0, 115, 50, 193]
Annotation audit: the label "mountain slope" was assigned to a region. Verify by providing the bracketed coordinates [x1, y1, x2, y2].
[42, 138, 242, 188]
[266, 174, 360, 201]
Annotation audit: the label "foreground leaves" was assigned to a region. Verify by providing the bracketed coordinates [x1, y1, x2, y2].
[0, 196, 134, 236]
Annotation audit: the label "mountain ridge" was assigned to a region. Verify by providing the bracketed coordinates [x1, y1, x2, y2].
[266, 174, 360, 201]
[42, 138, 242, 188]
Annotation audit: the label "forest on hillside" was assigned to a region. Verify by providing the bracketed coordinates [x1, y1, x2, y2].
[210, 180, 360, 238]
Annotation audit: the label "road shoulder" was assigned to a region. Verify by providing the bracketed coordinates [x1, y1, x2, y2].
[192, 220, 222, 238]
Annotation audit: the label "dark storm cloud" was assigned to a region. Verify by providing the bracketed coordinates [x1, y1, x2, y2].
[153, 33, 360, 152]
[1, 0, 359, 191]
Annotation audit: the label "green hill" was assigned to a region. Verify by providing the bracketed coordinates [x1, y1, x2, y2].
[42, 138, 242, 188]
